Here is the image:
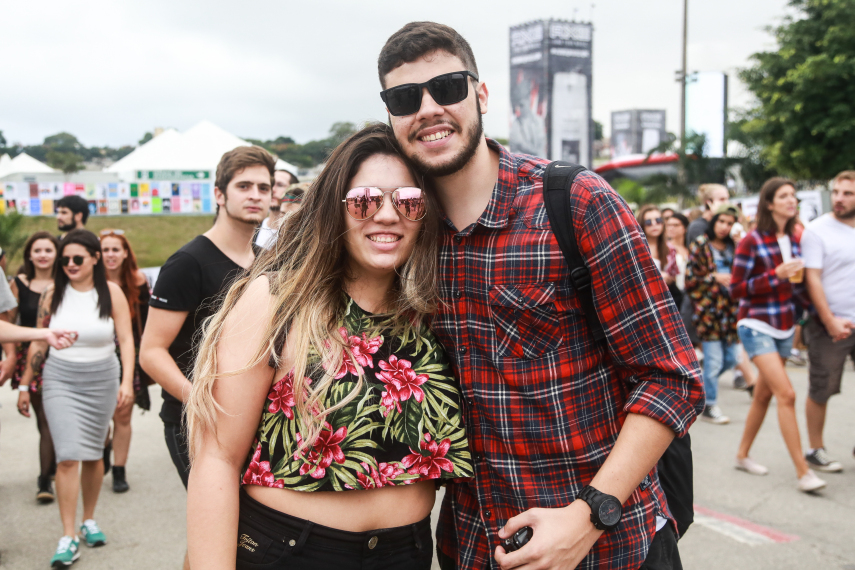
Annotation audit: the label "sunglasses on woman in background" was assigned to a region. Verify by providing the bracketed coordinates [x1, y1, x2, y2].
[342, 187, 426, 222]
[99, 229, 125, 236]
[643, 218, 664, 227]
[380, 71, 479, 116]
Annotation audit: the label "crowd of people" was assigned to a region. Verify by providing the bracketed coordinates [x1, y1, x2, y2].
[1, 20, 853, 570]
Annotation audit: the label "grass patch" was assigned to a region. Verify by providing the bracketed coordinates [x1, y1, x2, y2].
[7, 215, 215, 271]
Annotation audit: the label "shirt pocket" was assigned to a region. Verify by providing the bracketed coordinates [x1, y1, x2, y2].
[489, 282, 563, 359]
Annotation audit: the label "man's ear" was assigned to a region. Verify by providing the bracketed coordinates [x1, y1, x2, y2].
[214, 186, 226, 206]
[477, 81, 489, 115]
[74, 212, 83, 225]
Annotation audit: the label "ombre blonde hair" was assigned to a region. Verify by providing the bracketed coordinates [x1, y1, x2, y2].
[186, 123, 441, 462]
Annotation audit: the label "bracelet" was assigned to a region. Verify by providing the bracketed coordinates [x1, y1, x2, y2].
[18, 384, 29, 392]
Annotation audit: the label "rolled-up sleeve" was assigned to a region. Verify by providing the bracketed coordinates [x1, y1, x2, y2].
[574, 176, 704, 436]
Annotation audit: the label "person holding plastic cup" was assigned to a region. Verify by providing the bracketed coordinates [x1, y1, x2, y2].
[730, 177, 824, 493]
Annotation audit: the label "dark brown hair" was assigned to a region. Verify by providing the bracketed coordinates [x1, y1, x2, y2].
[378, 22, 479, 88]
[636, 204, 669, 264]
[51, 229, 111, 319]
[756, 177, 797, 235]
[214, 145, 276, 197]
[21, 231, 59, 281]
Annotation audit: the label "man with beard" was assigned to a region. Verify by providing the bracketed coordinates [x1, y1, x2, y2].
[56, 195, 89, 237]
[377, 22, 703, 570]
[254, 167, 299, 249]
[801, 170, 855, 473]
[139, 146, 273, 570]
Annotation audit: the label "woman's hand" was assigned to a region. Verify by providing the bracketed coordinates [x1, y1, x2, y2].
[18, 390, 31, 417]
[774, 259, 804, 280]
[714, 272, 732, 287]
[117, 381, 135, 409]
[42, 329, 77, 350]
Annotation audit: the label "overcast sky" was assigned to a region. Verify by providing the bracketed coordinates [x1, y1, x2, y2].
[1, 0, 792, 148]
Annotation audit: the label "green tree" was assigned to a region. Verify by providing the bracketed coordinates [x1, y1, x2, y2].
[593, 120, 604, 142]
[0, 212, 29, 260]
[739, 0, 855, 179]
[46, 150, 84, 174]
[139, 132, 154, 145]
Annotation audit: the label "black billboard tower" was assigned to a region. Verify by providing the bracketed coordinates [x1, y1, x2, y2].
[509, 19, 593, 166]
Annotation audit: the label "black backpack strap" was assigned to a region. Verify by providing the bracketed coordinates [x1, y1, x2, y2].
[542, 161, 606, 344]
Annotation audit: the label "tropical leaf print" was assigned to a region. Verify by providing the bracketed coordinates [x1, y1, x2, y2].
[242, 296, 474, 492]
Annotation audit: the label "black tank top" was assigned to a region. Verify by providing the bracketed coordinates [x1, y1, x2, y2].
[15, 276, 41, 329]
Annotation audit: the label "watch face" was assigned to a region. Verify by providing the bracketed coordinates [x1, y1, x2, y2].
[598, 498, 622, 527]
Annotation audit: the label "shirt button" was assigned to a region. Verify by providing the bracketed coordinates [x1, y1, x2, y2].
[454, 290, 463, 298]
[475, 453, 482, 461]
[288, 539, 296, 547]
[459, 346, 467, 354]
[485, 510, 492, 518]
[454, 236, 462, 244]
[467, 398, 474, 407]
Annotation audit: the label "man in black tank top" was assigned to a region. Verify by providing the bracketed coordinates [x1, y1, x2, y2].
[140, 146, 273, 570]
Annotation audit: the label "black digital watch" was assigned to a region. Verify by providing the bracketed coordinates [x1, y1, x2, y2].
[576, 485, 623, 531]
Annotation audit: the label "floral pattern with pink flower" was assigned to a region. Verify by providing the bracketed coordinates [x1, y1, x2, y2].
[401, 433, 455, 479]
[331, 328, 383, 379]
[267, 372, 312, 419]
[356, 461, 405, 489]
[377, 355, 428, 416]
[293, 422, 348, 479]
[242, 443, 285, 488]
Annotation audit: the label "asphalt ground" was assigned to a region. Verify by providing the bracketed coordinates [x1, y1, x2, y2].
[1, 363, 853, 569]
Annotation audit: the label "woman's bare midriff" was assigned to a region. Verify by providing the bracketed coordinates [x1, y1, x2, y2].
[244, 480, 436, 532]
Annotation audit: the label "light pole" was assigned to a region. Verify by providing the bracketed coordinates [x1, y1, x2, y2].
[680, 0, 688, 152]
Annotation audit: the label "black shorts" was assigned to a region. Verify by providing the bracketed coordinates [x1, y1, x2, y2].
[163, 421, 190, 489]
[236, 488, 433, 569]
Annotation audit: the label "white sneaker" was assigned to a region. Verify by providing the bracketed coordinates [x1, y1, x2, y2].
[797, 470, 826, 493]
[735, 456, 769, 475]
[701, 405, 730, 425]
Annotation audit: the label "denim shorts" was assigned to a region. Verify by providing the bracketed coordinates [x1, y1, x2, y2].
[737, 325, 794, 360]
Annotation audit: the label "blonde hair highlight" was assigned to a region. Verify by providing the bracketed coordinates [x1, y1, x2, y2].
[186, 123, 440, 463]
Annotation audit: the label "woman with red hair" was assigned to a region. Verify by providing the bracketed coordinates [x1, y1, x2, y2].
[100, 229, 151, 493]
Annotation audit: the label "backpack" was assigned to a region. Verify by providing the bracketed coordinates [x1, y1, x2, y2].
[541, 161, 695, 539]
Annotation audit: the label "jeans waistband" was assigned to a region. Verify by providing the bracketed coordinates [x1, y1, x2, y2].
[238, 488, 431, 555]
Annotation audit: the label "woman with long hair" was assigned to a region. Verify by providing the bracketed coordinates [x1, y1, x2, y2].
[100, 229, 151, 493]
[637, 205, 680, 304]
[25, 229, 136, 566]
[10, 231, 60, 502]
[730, 178, 825, 493]
[686, 206, 741, 425]
[185, 123, 472, 569]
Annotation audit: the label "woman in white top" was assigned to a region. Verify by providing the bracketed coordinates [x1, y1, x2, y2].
[23, 229, 135, 567]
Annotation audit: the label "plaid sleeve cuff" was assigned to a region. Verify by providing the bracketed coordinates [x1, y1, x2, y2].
[624, 380, 701, 437]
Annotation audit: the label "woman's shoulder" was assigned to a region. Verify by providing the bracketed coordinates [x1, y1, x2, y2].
[133, 270, 148, 287]
[15, 273, 28, 287]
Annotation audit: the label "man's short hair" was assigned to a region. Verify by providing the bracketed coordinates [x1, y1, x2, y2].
[697, 183, 729, 209]
[215, 146, 276, 193]
[276, 168, 299, 185]
[56, 195, 90, 225]
[833, 170, 855, 185]
[378, 22, 479, 89]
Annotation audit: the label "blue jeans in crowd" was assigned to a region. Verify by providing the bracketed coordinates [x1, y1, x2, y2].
[701, 340, 740, 407]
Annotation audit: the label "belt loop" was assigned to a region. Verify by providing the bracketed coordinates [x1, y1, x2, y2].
[411, 523, 423, 554]
[291, 521, 314, 555]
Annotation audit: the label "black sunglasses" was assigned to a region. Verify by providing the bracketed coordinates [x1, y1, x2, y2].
[643, 218, 663, 227]
[380, 71, 479, 117]
[60, 255, 86, 266]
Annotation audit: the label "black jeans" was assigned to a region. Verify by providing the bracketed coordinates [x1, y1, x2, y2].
[236, 489, 433, 569]
[163, 421, 190, 489]
[437, 524, 682, 570]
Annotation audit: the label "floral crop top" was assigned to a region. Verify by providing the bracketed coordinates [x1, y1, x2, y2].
[242, 297, 473, 492]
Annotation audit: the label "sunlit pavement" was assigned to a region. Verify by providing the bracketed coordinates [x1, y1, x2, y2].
[2, 363, 853, 569]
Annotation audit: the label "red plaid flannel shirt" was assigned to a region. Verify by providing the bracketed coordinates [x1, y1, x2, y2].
[433, 140, 704, 570]
[730, 229, 810, 330]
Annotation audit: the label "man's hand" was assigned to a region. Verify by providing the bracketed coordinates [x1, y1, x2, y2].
[495, 500, 603, 570]
[825, 316, 854, 342]
[775, 259, 804, 280]
[0, 358, 14, 386]
[44, 329, 77, 350]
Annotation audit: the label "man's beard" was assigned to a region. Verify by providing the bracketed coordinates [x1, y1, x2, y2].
[406, 98, 484, 178]
[836, 204, 855, 219]
[223, 200, 264, 226]
[57, 221, 76, 232]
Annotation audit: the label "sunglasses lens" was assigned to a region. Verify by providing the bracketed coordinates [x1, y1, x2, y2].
[384, 84, 421, 116]
[344, 188, 383, 220]
[75, 256, 84, 265]
[429, 73, 469, 106]
[392, 188, 426, 221]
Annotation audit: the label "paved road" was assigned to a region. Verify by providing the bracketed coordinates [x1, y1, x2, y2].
[2, 364, 853, 569]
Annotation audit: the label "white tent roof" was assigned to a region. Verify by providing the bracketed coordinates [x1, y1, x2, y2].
[0, 152, 57, 177]
[106, 121, 299, 177]
[275, 158, 300, 178]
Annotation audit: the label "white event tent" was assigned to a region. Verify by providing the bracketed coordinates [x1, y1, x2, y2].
[105, 120, 298, 181]
[0, 152, 57, 178]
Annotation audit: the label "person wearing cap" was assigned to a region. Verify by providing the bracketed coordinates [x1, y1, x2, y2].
[685, 204, 742, 425]
[255, 169, 300, 250]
